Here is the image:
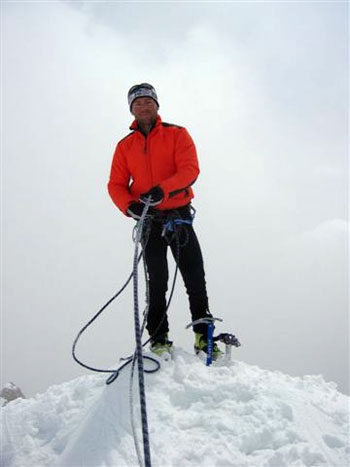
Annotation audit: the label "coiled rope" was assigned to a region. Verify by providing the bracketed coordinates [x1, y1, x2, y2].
[72, 203, 195, 467]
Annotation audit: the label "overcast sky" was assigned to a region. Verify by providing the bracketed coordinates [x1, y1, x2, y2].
[2, 1, 348, 397]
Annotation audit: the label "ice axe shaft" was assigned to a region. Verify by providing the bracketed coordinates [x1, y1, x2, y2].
[186, 319, 241, 364]
[186, 317, 222, 366]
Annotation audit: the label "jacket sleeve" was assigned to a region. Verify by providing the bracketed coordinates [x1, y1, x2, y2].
[107, 143, 134, 215]
[159, 128, 200, 200]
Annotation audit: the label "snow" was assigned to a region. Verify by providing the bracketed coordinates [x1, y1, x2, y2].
[1, 348, 349, 467]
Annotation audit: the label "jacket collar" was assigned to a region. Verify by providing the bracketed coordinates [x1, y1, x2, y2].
[130, 114, 162, 132]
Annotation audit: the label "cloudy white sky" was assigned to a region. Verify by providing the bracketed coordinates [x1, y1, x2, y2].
[2, 1, 348, 397]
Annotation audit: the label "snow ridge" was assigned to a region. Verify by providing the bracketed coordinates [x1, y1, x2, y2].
[1, 349, 349, 467]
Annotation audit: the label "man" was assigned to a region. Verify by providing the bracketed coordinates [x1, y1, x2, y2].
[108, 83, 222, 359]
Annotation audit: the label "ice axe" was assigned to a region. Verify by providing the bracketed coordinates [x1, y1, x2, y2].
[186, 317, 241, 366]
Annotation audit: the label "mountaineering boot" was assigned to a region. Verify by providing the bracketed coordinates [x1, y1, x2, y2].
[194, 333, 224, 360]
[150, 333, 173, 358]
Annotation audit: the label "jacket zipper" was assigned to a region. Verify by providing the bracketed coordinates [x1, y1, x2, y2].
[143, 134, 153, 186]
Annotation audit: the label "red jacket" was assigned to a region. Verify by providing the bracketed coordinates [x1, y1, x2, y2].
[108, 115, 200, 215]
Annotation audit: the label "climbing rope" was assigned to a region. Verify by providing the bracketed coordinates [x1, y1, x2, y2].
[131, 198, 152, 467]
[72, 203, 197, 467]
[72, 205, 195, 376]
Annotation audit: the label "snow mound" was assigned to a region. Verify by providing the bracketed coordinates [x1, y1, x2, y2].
[1, 349, 349, 467]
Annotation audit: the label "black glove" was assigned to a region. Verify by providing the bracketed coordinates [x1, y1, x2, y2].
[127, 202, 147, 220]
[139, 186, 164, 206]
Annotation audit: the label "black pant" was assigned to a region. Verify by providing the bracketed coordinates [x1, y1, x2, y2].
[142, 206, 212, 339]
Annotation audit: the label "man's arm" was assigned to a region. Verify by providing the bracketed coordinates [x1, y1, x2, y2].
[159, 128, 200, 201]
[107, 144, 134, 215]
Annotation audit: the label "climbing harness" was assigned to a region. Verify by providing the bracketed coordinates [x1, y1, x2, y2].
[161, 205, 195, 245]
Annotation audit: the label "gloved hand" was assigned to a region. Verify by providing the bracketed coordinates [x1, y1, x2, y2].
[127, 202, 148, 220]
[139, 186, 164, 206]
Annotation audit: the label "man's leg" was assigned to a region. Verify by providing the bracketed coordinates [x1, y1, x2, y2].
[170, 224, 212, 335]
[143, 222, 169, 339]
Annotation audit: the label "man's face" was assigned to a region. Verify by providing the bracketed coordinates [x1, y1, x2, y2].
[131, 97, 158, 125]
